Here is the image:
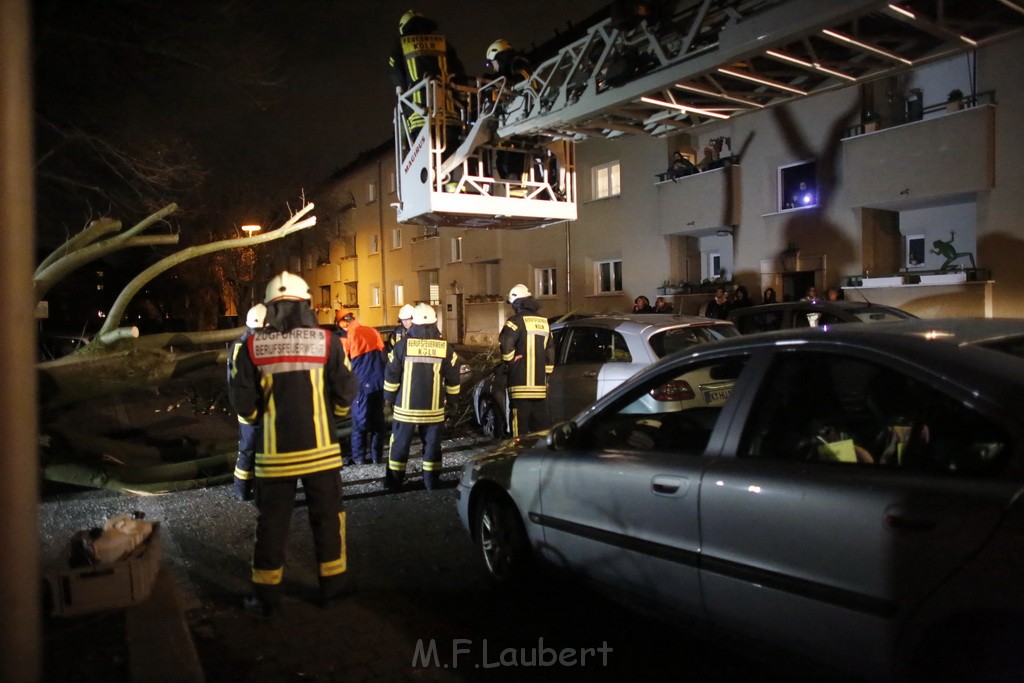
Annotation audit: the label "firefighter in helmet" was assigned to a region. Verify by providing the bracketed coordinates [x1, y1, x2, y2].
[227, 303, 266, 501]
[499, 284, 554, 436]
[382, 303, 461, 491]
[228, 271, 356, 614]
[389, 303, 416, 354]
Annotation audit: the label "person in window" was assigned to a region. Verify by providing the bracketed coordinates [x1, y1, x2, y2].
[826, 287, 840, 302]
[704, 288, 729, 319]
[632, 295, 654, 314]
[666, 151, 698, 180]
[802, 286, 818, 302]
[653, 296, 673, 313]
[731, 285, 754, 310]
[762, 287, 778, 304]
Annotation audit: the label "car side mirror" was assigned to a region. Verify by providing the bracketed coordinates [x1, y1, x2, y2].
[547, 421, 576, 450]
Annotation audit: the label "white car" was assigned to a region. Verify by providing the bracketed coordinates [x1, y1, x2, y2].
[472, 313, 739, 438]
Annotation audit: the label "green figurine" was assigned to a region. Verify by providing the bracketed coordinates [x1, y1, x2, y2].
[930, 231, 976, 271]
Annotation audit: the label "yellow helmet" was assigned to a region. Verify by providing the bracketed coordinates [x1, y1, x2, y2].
[486, 39, 512, 61]
[399, 10, 420, 32]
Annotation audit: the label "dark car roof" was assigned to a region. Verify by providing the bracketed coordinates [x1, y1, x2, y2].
[727, 299, 914, 318]
[553, 313, 734, 332]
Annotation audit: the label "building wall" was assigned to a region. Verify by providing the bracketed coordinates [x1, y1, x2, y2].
[301, 33, 1023, 336]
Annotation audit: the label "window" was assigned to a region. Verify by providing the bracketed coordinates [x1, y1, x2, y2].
[779, 160, 817, 211]
[429, 284, 440, 305]
[320, 286, 332, 309]
[370, 286, 381, 307]
[583, 356, 748, 454]
[561, 328, 632, 364]
[708, 252, 722, 279]
[451, 236, 463, 262]
[290, 256, 301, 272]
[592, 161, 621, 200]
[369, 233, 380, 254]
[594, 259, 623, 294]
[393, 284, 405, 306]
[907, 235, 926, 268]
[391, 228, 402, 249]
[741, 353, 1011, 475]
[388, 172, 397, 194]
[535, 267, 557, 297]
[367, 182, 377, 202]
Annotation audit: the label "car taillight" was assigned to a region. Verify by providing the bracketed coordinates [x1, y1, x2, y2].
[649, 379, 695, 401]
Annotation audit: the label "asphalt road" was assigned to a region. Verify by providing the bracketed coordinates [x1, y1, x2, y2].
[39, 436, 834, 683]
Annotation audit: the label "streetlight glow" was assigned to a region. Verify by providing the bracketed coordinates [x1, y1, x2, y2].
[241, 224, 262, 236]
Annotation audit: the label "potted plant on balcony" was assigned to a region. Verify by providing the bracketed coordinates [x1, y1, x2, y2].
[659, 280, 691, 295]
[862, 111, 882, 133]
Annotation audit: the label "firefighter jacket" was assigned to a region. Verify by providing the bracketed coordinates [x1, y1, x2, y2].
[341, 319, 386, 393]
[388, 16, 465, 131]
[388, 323, 407, 354]
[229, 306, 356, 479]
[227, 327, 258, 482]
[499, 297, 555, 400]
[383, 324, 461, 424]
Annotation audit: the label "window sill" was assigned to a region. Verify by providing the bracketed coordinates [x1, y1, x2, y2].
[582, 194, 621, 205]
[586, 292, 624, 298]
[761, 204, 819, 218]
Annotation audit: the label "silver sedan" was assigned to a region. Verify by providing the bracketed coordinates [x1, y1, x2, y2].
[456, 318, 1024, 681]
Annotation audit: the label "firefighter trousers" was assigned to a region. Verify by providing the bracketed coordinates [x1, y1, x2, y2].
[386, 420, 443, 490]
[510, 397, 549, 437]
[251, 469, 348, 603]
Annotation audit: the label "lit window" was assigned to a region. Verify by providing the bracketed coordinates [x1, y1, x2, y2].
[592, 161, 621, 200]
[388, 172, 397, 194]
[371, 286, 381, 307]
[367, 182, 377, 202]
[391, 228, 402, 249]
[709, 252, 722, 279]
[779, 160, 817, 211]
[394, 284, 405, 306]
[320, 285, 332, 309]
[429, 284, 440, 305]
[369, 233, 380, 254]
[451, 236, 463, 262]
[535, 267, 558, 297]
[595, 259, 623, 293]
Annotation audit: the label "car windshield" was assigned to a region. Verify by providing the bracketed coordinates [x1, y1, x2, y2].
[649, 324, 738, 358]
[847, 306, 915, 322]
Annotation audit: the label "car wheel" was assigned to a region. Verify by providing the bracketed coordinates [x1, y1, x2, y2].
[475, 493, 529, 585]
[478, 395, 505, 439]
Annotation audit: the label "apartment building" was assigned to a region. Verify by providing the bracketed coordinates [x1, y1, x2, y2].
[280, 31, 1023, 344]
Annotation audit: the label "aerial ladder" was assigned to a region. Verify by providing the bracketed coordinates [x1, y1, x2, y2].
[392, 0, 1022, 230]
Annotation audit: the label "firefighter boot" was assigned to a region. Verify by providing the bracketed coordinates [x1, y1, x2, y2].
[382, 468, 404, 493]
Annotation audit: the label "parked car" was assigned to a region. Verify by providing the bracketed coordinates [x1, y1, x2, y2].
[472, 313, 739, 438]
[457, 319, 1024, 681]
[727, 299, 914, 334]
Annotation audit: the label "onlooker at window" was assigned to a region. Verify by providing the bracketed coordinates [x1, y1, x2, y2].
[704, 288, 729, 320]
[802, 286, 818, 301]
[762, 287, 778, 305]
[731, 285, 754, 309]
[653, 296, 673, 313]
[826, 287, 840, 301]
[632, 295, 654, 314]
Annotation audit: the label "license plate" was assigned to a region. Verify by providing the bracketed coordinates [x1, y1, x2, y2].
[701, 383, 733, 406]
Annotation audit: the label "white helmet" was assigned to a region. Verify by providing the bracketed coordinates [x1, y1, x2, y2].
[245, 303, 267, 329]
[265, 270, 311, 303]
[486, 39, 512, 61]
[412, 302, 437, 325]
[507, 284, 531, 304]
[398, 303, 415, 320]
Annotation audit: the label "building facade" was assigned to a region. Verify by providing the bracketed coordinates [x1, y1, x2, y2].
[281, 32, 1023, 343]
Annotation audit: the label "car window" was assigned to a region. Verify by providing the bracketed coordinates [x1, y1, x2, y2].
[649, 325, 732, 358]
[734, 310, 783, 334]
[583, 355, 749, 455]
[740, 352, 1012, 475]
[847, 306, 915, 322]
[561, 327, 632, 364]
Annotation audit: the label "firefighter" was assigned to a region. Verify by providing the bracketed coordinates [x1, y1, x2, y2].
[227, 303, 266, 501]
[335, 308, 387, 465]
[382, 303, 461, 491]
[388, 10, 466, 163]
[499, 284, 554, 437]
[389, 303, 415, 354]
[485, 39, 532, 85]
[229, 271, 357, 614]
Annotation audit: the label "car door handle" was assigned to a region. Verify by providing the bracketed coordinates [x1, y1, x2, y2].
[651, 475, 688, 496]
[582, 371, 597, 378]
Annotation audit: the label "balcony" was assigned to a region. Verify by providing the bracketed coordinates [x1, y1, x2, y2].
[410, 233, 441, 271]
[841, 104, 994, 209]
[656, 164, 741, 235]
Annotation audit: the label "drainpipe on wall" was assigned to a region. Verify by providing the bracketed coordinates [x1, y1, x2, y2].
[564, 220, 572, 312]
[377, 158, 388, 323]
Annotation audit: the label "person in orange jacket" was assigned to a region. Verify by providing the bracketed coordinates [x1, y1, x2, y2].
[336, 308, 388, 465]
